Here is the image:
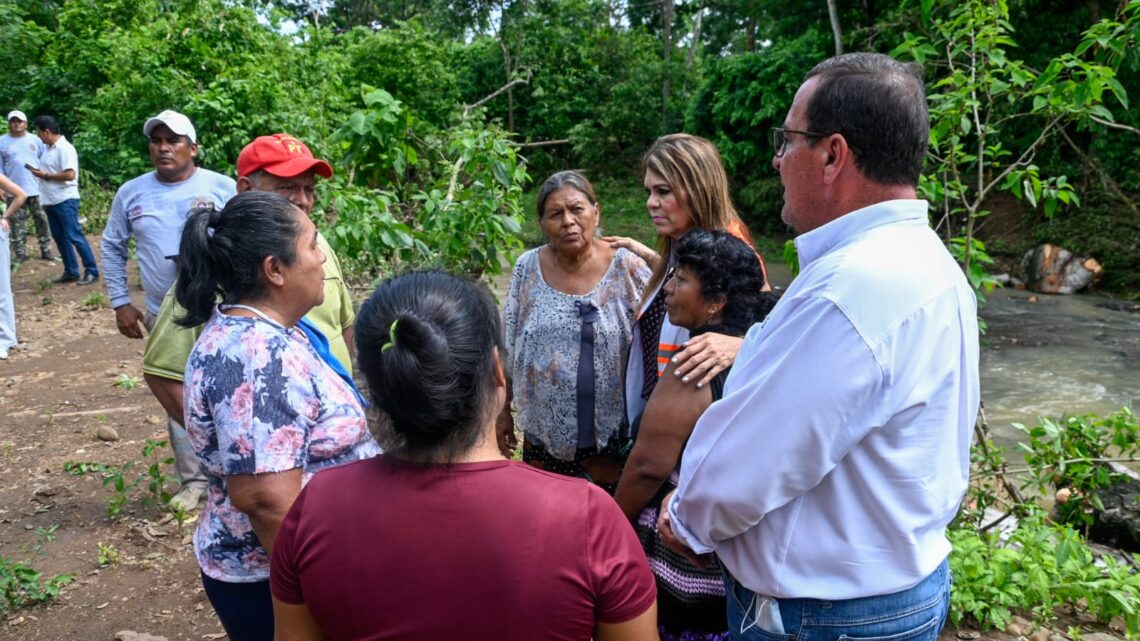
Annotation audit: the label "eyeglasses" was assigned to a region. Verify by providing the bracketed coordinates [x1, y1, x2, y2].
[771, 127, 831, 158]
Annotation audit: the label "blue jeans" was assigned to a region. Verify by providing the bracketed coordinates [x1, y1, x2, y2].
[725, 560, 950, 641]
[43, 198, 98, 278]
[201, 573, 273, 641]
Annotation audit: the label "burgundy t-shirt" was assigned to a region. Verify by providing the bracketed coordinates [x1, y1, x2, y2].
[271, 456, 656, 640]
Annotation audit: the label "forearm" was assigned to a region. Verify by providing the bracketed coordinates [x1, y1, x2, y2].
[40, 168, 76, 182]
[144, 374, 185, 425]
[614, 454, 671, 522]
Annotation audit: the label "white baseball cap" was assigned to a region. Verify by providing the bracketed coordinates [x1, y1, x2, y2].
[142, 110, 197, 144]
[7, 110, 27, 122]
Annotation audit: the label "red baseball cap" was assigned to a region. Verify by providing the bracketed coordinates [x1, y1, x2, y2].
[236, 134, 333, 179]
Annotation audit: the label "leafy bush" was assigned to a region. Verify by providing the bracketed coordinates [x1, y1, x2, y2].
[1015, 407, 1140, 529]
[323, 88, 529, 280]
[956, 406, 1140, 633]
[949, 511, 1140, 632]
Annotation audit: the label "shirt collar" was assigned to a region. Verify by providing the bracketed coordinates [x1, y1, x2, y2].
[794, 199, 929, 268]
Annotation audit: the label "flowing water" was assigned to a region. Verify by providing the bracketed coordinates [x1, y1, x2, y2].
[978, 287, 1140, 448]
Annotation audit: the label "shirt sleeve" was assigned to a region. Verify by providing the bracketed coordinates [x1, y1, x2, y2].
[142, 291, 200, 382]
[269, 485, 309, 605]
[62, 144, 78, 173]
[669, 295, 884, 553]
[100, 188, 133, 309]
[586, 485, 657, 624]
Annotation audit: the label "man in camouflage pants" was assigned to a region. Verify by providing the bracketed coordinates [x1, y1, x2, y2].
[0, 110, 53, 262]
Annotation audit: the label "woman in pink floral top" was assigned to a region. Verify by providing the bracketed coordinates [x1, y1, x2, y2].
[175, 191, 379, 641]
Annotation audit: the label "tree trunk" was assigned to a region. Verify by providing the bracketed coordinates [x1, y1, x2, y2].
[662, 0, 673, 131]
[745, 14, 756, 52]
[827, 0, 843, 55]
[685, 2, 703, 71]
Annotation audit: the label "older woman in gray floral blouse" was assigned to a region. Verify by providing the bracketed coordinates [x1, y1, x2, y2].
[502, 171, 650, 491]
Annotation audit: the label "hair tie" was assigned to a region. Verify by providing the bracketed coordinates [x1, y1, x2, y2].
[381, 319, 399, 353]
[206, 225, 216, 238]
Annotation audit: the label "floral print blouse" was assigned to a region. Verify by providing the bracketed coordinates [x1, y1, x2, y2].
[184, 309, 380, 583]
[504, 247, 651, 460]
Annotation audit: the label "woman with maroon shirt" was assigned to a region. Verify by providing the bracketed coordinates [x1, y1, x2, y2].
[270, 271, 659, 641]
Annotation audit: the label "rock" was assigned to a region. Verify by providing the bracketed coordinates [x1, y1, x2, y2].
[95, 425, 120, 442]
[1081, 633, 1118, 641]
[1029, 628, 1051, 641]
[1054, 464, 1140, 552]
[112, 632, 168, 641]
[1048, 634, 1069, 641]
[1006, 622, 1025, 636]
[1020, 244, 1103, 294]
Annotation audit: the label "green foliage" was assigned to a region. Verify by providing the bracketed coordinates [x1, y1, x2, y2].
[112, 374, 141, 390]
[64, 438, 176, 517]
[418, 120, 529, 275]
[949, 511, 1140, 632]
[342, 22, 463, 127]
[781, 239, 800, 279]
[324, 88, 529, 279]
[82, 293, 109, 310]
[1014, 407, 1140, 530]
[0, 556, 72, 616]
[689, 30, 825, 181]
[894, 0, 1138, 301]
[0, 525, 72, 616]
[955, 407, 1140, 633]
[96, 542, 121, 567]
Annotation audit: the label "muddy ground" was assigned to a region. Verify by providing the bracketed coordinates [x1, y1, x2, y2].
[0, 235, 1124, 641]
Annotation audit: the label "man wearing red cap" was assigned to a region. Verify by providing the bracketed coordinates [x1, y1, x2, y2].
[142, 134, 357, 512]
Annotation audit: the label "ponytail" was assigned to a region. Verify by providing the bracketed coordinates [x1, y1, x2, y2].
[356, 271, 503, 463]
[173, 191, 300, 328]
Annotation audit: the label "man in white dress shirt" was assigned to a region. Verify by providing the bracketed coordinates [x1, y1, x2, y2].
[661, 52, 980, 641]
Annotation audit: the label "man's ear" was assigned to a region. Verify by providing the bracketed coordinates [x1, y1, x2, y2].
[236, 176, 253, 194]
[821, 134, 854, 185]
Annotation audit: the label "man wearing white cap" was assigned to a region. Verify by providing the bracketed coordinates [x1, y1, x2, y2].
[0, 110, 53, 262]
[100, 109, 235, 509]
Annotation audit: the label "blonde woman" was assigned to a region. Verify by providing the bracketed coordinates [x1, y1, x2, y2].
[607, 134, 768, 426]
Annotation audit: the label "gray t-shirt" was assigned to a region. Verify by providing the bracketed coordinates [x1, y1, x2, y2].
[0, 133, 44, 196]
[101, 168, 236, 315]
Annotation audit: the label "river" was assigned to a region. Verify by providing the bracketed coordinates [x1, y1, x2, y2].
[978, 287, 1140, 447]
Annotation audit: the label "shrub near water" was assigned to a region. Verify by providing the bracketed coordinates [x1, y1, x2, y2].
[952, 407, 1140, 633]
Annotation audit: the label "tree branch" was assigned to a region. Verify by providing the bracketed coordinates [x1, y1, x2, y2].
[1088, 114, 1140, 135]
[1059, 126, 1140, 217]
[972, 405, 1029, 505]
[463, 72, 532, 119]
[515, 139, 570, 149]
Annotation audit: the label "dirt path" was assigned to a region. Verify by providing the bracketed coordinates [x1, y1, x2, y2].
[0, 240, 221, 641]
[0, 235, 1121, 641]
